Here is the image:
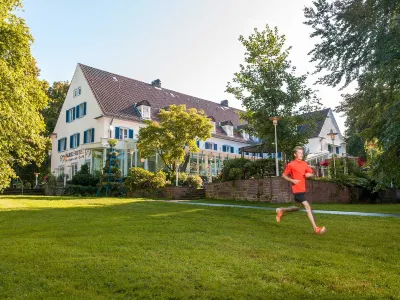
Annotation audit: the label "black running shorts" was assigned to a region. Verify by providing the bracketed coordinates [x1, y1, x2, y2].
[293, 193, 306, 203]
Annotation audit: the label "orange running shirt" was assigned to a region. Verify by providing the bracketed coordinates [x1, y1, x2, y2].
[283, 160, 313, 193]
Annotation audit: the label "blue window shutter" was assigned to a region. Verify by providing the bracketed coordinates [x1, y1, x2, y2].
[336, 147, 339, 154]
[70, 135, 73, 149]
[115, 127, 120, 139]
[58, 140, 61, 152]
[214, 143, 218, 151]
[72, 107, 76, 120]
[84, 130, 87, 144]
[83, 102, 87, 116]
[91, 128, 95, 142]
[196, 140, 200, 147]
[77, 133, 80, 147]
[222, 145, 226, 152]
[204, 142, 208, 150]
[129, 129, 134, 139]
[66, 110, 70, 123]
[76, 105, 80, 118]
[230, 146, 234, 153]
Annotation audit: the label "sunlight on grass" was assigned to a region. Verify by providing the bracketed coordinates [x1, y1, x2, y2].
[0, 196, 148, 211]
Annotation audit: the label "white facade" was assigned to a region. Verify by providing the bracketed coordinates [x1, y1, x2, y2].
[50, 65, 254, 179]
[304, 109, 346, 163]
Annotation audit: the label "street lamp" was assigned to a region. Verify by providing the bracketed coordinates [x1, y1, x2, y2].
[327, 129, 338, 176]
[269, 117, 280, 176]
[129, 149, 134, 168]
[367, 143, 374, 160]
[34, 172, 39, 189]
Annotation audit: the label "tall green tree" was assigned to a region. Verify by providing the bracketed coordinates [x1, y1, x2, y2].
[0, 0, 50, 190]
[137, 104, 212, 172]
[304, 0, 400, 187]
[42, 81, 70, 134]
[226, 25, 321, 158]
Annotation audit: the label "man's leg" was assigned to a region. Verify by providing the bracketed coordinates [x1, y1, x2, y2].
[301, 200, 318, 230]
[276, 201, 301, 222]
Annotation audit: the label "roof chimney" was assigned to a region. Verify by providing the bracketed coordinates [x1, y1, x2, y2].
[221, 100, 229, 107]
[151, 79, 161, 88]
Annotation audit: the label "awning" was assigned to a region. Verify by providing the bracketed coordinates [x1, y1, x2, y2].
[239, 143, 274, 154]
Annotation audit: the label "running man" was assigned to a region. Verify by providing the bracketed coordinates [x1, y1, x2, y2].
[276, 146, 326, 234]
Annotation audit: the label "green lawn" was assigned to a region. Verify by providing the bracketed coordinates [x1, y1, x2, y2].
[0, 196, 399, 299]
[191, 199, 400, 214]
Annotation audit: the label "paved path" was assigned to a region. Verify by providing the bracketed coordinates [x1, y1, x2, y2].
[167, 201, 400, 218]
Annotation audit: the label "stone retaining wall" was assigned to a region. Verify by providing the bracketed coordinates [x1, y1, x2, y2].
[205, 178, 361, 204]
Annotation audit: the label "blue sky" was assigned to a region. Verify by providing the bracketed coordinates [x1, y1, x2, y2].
[22, 0, 355, 133]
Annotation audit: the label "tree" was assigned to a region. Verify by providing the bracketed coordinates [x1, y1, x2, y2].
[226, 25, 321, 158]
[137, 104, 212, 172]
[42, 81, 70, 134]
[0, 1, 50, 190]
[304, 0, 400, 187]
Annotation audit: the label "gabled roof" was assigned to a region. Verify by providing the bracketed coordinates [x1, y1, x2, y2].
[298, 108, 330, 138]
[79, 63, 244, 124]
[79, 63, 250, 143]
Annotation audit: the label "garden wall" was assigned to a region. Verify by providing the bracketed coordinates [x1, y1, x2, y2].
[205, 178, 361, 204]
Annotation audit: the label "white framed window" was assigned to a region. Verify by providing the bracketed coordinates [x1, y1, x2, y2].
[85, 160, 91, 173]
[71, 164, 78, 177]
[58, 137, 67, 152]
[242, 131, 249, 140]
[141, 106, 151, 119]
[58, 166, 64, 176]
[71, 133, 80, 149]
[212, 122, 216, 133]
[87, 129, 93, 143]
[77, 103, 85, 118]
[73, 87, 81, 97]
[68, 108, 75, 122]
[119, 128, 128, 140]
[224, 126, 233, 137]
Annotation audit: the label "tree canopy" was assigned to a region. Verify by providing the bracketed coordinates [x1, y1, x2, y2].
[137, 104, 212, 172]
[305, 0, 400, 187]
[226, 25, 322, 157]
[0, 0, 50, 190]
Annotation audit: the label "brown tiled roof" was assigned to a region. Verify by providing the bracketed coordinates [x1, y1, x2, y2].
[79, 64, 251, 143]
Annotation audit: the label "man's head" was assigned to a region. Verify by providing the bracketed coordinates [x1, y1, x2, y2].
[293, 146, 304, 160]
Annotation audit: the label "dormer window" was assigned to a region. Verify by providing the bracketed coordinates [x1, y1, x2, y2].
[242, 131, 249, 140]
[221, 121, 234, 137]
[140, 106, 151, 119]
[225, 126, 233, 137]
[136, 101, 151, 120]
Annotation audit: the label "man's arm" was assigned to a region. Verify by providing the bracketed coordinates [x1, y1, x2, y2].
[305, 165, 314, 178]
[282, 173, 300, 185]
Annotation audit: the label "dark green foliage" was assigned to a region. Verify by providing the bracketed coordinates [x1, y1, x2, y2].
[304, 0, 400, 187]
[70, 164, 99, 187]
[64, 185, 98, 196]
[220, 158, 284, 181]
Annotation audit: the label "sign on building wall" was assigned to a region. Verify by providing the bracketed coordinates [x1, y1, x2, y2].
[60, 149, 92, 163]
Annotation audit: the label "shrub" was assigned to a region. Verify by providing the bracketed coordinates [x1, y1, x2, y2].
[229, 168, 243, 180]
[150, 171, 167, 189]
[187, 174, 203, 189]
[64, 185, 98, 196]
[70, 164, 99, 187]
[124, 167, 154, 192]
[220, 158, 283, 181]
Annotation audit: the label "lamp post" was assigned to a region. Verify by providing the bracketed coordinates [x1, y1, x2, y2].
[327, 129, 338, 176]
[367, 143, 374, 160]
[129, 149, 134, 168]
[34, 172, 39, 189]
[269, 117, 280, 176]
